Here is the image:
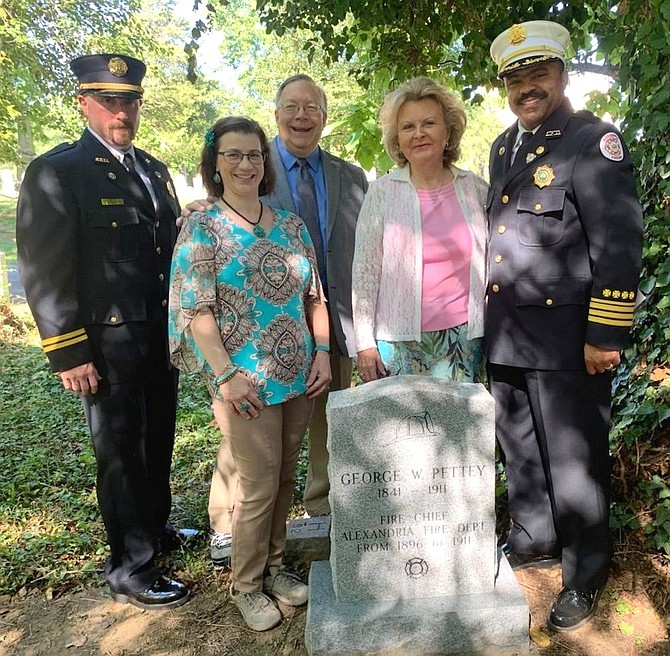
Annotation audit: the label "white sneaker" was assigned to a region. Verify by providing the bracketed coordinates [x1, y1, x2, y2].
[229, 584, 281, 632]
[263, 566, 308, 606]
[210, 532, 232, 569]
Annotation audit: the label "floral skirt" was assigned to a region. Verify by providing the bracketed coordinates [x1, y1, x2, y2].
[377, 324, 484, 383]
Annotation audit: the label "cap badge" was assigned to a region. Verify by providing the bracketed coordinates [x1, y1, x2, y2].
[599, 132, 624, 161]
[508, 24, 527, 45]
[533, 165, 555, 188]
[108, 57, 128, 77]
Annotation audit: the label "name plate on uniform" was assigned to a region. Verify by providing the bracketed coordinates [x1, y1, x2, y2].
[100, 198, 125, 206]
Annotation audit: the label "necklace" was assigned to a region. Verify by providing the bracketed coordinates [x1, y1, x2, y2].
[221, 197, 265, 237]
[413, 169, 450, 205]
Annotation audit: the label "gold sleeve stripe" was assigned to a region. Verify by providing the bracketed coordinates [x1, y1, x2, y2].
[42, 333, 89, 353]
[589, 308, 635, 320]
[41, 328, 86, 347]
[588, 316, 633, 327]
[590, 299, 636, 310]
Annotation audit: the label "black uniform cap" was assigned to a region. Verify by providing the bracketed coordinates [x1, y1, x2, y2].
[70, 54, 146, 99]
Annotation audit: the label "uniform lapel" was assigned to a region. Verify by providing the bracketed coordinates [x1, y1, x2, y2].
[79, 130, 154, 213]
[503, 99, 574, 186]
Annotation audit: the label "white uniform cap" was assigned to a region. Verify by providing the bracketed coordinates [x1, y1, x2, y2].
[490, 20, 571, 77]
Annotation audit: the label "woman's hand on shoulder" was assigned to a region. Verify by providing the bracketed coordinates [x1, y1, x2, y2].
[178, 196, 216, 227]
[221, 372, 263, 419]
[357, 347, 386, 383]
[306, 350, 332, 399]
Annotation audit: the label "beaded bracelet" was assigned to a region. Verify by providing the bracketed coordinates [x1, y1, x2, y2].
[213, 366, 239, 388]
[314, 344, 330, 353]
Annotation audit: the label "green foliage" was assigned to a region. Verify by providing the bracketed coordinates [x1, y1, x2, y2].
[0, 0, 138, 162]
[0, 199, 17, 263]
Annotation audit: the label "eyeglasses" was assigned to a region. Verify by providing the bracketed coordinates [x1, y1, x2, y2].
[278, 103, 323, 115]
[217, 150, 266, 164]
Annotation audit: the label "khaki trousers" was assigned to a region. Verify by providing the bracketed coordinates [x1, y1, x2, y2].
[212, 395, 313, 593]
[208, 354, 352, 529]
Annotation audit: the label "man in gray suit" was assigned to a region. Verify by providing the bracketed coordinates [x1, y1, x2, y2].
[208, 74, 368, 567]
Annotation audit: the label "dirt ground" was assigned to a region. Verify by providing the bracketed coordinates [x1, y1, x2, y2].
[1, 555, 668, 656]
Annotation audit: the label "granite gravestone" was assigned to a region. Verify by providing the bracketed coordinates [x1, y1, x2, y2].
[305, 375, 529, 656]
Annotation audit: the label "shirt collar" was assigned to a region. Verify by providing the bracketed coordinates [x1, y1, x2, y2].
[87, 126, 136, 163]
[275, 136, 321, 172]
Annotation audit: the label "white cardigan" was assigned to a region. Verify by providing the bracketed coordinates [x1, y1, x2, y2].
[352, 164, 488, 352]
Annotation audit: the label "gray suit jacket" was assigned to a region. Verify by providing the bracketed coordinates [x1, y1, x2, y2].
[263, 138, 368, 356]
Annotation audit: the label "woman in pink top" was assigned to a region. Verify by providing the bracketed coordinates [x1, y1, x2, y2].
[352, 77, 488, 383]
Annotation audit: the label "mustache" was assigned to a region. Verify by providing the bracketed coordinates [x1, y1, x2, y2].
[516, 90, 547, 105]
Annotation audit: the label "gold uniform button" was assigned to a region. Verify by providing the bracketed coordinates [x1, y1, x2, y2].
[546, 298, 554, 306]
[110, 316, 118, 323]
[156, 246, 161, 254]
[491, 284, 500, 293]
[494, 254, 503, 263]
[502, 195, 509, 204]
[159, 273, 165, 282]
[498, 225, 506, 234]
[111, 221, 118, 228]
[535, 203, 542, 211]
[161, 299, 168, 308]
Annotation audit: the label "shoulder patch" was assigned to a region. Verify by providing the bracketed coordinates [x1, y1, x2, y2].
[599, 132, 624, 161]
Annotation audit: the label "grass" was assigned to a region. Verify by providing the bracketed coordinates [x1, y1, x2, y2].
[0, 197, 17, 264]
[0, 301, 309, 594]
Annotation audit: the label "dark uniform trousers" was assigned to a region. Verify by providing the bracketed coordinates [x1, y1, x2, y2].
[17, 129, 180, 594]
[485, 99, 642, 592]
[489, 364, 612, 590]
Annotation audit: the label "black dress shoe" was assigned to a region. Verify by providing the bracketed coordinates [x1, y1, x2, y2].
[110, 576, 191, 610]
[548, 586, 602, 631]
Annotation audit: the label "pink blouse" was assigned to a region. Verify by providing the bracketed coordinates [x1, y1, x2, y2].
[416, 182, 471, 332]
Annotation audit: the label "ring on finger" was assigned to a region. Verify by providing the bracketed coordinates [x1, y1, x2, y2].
[604, 364, 614, 370]
[239, 402, 250, 412]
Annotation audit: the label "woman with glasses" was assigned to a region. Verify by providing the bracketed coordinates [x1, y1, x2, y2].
[352, 77, 488, 384]
[168, 116, 331, 631]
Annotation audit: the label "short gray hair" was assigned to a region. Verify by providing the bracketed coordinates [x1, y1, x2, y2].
[275, 74, 328, 114]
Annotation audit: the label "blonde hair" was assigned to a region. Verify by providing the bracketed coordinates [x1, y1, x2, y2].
[380, 76, 467, 167]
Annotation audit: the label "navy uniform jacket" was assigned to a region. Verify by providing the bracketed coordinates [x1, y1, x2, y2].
[485, 99, 643, 370]
[17, 129, 180, 384]
[262, 139, 368, 357]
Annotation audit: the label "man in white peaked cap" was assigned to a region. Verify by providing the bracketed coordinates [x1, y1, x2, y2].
[486, 21, 643, 631]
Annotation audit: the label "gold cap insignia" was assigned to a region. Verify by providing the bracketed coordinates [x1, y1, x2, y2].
[533, 165, 555, 188]
[108, 57, 128, 77]
[508, 24, 527, 45]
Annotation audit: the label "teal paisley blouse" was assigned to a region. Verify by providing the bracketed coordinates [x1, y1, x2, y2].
[168, 205, 322, 405]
